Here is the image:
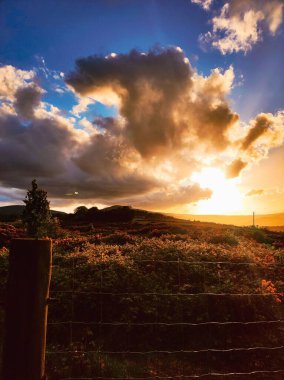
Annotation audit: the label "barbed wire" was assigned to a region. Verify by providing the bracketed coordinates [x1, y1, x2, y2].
[47, 345, 284, 355]
[47, 319, 284, 327]
[52, 259, 284, 268]
[60, 369, 284, 379]
[49, 290, 284, 297]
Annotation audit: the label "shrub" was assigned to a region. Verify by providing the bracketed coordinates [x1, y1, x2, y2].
[22, 179, 52, 237]
[246, 227, 273, 244]
[102, 232, 138, 245]
[208, 233, 239, 246]
[0, 224, 23, 247]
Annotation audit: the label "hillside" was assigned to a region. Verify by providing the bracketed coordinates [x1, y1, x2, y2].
[171, 213, 284, 227]
[67, 205, 173, 224]
[2, 204, 284, 228]
[0, 205, 66, 222]
[0, 205, 26, 216]
[1, 216, 284, 378]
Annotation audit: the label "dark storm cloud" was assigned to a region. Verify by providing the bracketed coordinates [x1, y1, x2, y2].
[14, 85, 43, 119]
[66, 47, 191, 97]
[0, 109, 159, 200]
[42, 173, 157, 200]
[0, 113, 76, 180]
[67, 47, 193, 157]
[66, 47, 238, 158]
[192, 103, 239, 150]
[74, 132, 130, 176]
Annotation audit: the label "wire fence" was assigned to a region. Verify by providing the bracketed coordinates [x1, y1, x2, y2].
[45, 254, 284, 379]
[58, 371, 284, 380]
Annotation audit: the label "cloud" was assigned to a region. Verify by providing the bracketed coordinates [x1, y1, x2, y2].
[0, 113, 79, 180]
[0, 49, 283, 211]
[34, 54, 66, 81]
[226, 111, 284, 176]
[246, 189, 264, 197]
[241, 114, 272, 151]
[191, 0, 213, 11]
[0, 65, 35, 100]
[0, 108, 158, 201]
[67, 47, 193, 158]
[71, 96, 92, 117]
[226, 159, 247, 178]
[14, 85, 43, 119]
[67, 47, 238, 158]
[242, 112, 284, 158]
[0, 186, 25, 203]
[128, 184, 212, 210]
[0, 64, 159, 203]
[199, 0, 284, 54]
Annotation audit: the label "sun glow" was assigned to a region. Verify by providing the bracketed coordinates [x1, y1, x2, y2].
[191, 167, 243, 214]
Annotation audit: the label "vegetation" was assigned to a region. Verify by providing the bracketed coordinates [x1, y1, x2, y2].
[71, 205, 171, 223]
[0, 217, 284, 378]
[22, 179, 60, 238]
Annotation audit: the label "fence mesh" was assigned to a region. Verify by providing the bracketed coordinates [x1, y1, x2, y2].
[46, 253, 284, 380]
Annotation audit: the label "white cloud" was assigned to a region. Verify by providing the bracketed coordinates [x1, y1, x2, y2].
[199, 0, 284, 54]
[191, 0, 213, 11]
[0, 65, 35, 100]
[71, 96, 92, 117]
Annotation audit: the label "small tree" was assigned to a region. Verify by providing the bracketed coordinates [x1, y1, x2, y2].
[22, 179, 52, 237]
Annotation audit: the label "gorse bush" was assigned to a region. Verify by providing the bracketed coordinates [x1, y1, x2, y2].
[248, 227, 273, 244]
[208, 233, 239, 246]
[101, 232, 138, 245]
[44, 224, 284, 379]
[0, 224, 22, 247]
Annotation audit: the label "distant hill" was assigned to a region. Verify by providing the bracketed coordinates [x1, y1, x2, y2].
[72, 205, 172, 223]
[170, 213, 284, 227]
[0, 205, 66, 222]
[2, 204, 283, 227]
[0, 205, 24, 216]
[0, 204, 171, 224]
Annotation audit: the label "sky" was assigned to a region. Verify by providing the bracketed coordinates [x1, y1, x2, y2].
[0, 0, 283, 215]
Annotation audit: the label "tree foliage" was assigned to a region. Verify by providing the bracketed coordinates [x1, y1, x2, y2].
[22, 179, 52, 237]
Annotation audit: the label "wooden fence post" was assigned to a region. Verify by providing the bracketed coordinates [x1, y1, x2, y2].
[1, 238, 52, 380]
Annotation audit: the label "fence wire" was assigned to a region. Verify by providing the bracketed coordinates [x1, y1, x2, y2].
[48, 320, 284, 326]
[59, 370, 284, 379]
[50, 290, 284, 297]
[46, 255, 284, 379]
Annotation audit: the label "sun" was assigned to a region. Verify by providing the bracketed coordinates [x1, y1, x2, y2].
[191, 167, 243, 214]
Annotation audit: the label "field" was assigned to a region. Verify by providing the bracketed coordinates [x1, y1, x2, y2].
[1, 218, 284, 379]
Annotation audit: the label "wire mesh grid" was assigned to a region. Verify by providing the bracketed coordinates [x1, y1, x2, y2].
[46, 253, 284, 379]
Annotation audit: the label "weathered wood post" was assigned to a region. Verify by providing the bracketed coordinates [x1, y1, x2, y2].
[2, 238, 52, 380]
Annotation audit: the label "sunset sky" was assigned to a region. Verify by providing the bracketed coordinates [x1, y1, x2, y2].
[0, 0, 284, 215]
